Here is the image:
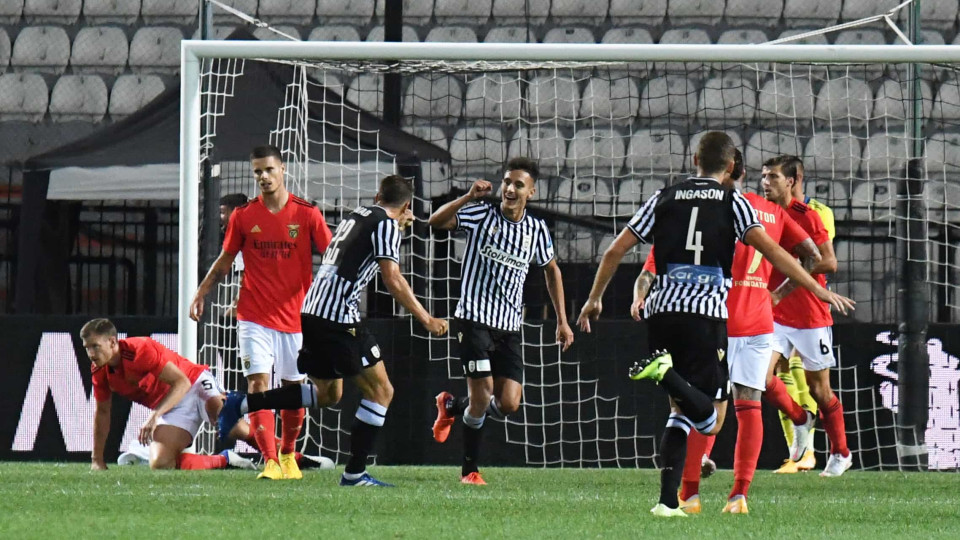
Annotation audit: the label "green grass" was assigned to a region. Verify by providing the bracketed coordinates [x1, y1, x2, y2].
[2, 464, 958, 539]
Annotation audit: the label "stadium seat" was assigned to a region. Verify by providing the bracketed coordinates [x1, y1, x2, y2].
[841, 0, 899, 22]
[129, 27, 184, 75]
[625, 129, 685, 175]
[850, 181, 894, 221]
[897, 0, 957, 31]
[527, 73, 580, 121]
[308, 25, 362, 42]
[698, 74, 757, 126]
[542, 27, 596, 44]
[108, 74, 166, 120]
[716, 29, 770, 72]
[211, 0, 258, 22]
[814, 77, 873, 129]
[190, 26, 238, 40]
[366, 25, 419, 42]
[872, 78, 933, 126]
[421, 161, 452, 198]
[639, 76, 699, 124]
[579, 76, 640, 124]
[70, 27, 129, 76]
[449, 125, 507, 175]
[402, 123, 449, 150]
[782, 0, 840, 28]
[252, 26, 301, 41]
[83, 0, 141, 24]
[258, 0, 315, 25]
[803, 179, 850, 220]
[483, 27, 535, 43]
[0, 1, 23, 24]
[434, 0, 491, 25]
[924, 131, 960, 181]
[803, 132, 862, 177]
[835, 240, 895, 281]
[49, 74, 108, 123]
[616, 178, 667, 216]
[724, 0, 783, 27]
[345, 73, 384, 115]
[375, 0, 432, 25]
[773, 28, 829, 45]
[553, 223, 597, 262]
[550, 0, 608, 25]
[657, 28, 712, 79]
[141, 0, 198, 24]
[0, 73, 48, 122]
[553, 178, 615, 216]
[11, 26, 70, 75]
[926, 180, 960, 223]
[890, 31, 946, 81]
[600, 27, 654, 76]
[668, 0, 723, 25]
[463, 74, 522, 120]
[0, 29, 10, 74]
[316, 0, 374, 25]
[564, 128, 627, 179]
[755, 75, 815, 127]
[492, 0, 549, 25]
[744, 130, 802, 173]
[933, 78, 960, 122]
[23, 0, 81, 24]
[424, 26, 479, 43]
[402, 74, 464, 121]
[507, 126, 567, 171]
[832, 30, 887, 80]
[608, 0, 665, 26]
[862, 133, 908, 182]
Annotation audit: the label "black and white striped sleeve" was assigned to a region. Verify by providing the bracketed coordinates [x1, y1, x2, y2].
[372, 218, 401, 262]
[625, 189, 662, 243]
[455, 202, 490, 232]
[731, 190, 762, 241]
[533, 220, 556, 267]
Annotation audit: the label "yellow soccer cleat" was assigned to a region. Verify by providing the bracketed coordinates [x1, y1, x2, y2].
[279, 452, 302, 480]
[773, 458, 799, 474]
[796, 449, 817, 471]
[629, 351, 673, 382]
[679, 494, 701, 514]
[650, 503, 688, 518]
[722, 495, 749, 514]
[257, 458, 283, 480]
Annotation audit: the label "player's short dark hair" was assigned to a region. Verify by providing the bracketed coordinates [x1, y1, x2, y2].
[731, 148, 744, 181]
[763, 155, 804, 183]
[81, 318, 117, 340]
[696, 131, 737, 175]
[249, 144, 283, 161]
[220, 193, 248, 209]
[378, 175, 414, 207]
[505, 156, 540, 182]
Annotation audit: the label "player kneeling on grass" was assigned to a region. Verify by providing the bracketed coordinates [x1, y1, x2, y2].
[218, 175, 448, 487]
[83, 318, 255, 471]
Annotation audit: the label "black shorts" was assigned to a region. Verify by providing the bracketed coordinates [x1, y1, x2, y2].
[647, 313, 730, 401]
[455, 319, 523, 382]
[298, 314, 382, 379]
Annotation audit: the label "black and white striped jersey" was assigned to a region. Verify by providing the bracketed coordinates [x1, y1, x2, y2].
[301, 206, 401, 324]
[628, 177, 761, 320]
[454, 201, 555, 332]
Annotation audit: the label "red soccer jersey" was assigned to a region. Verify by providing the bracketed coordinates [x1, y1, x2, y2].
[769, 197, 833, 329]
[223, 195, 332, 333]
[91, 337, 208, 409]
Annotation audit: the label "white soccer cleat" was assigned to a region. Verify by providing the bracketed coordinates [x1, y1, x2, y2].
[117, 451, 148, 466]
[819, 452, 853, 477]
[298, 454, 335, 470]
[790, 411, 816, 462]
[223, 450, 258, 470]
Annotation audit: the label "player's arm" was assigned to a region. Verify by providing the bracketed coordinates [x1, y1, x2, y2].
[809, 238, 838, 275]
[743, 227, 855, 314]
[91, 397, 111, 471]
[770, 238, 821, 304]
[427, 180, 492, 230]
[139, 362, 191, 445]
[378, 259, 448, 336]
[543, 259, 573, 352]
[190, 249, 238, 321]
[631, 249, 657, 321]
[577, 228, 639, 332]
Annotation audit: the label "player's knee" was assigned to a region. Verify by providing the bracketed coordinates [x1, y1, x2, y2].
[376, 380, 394, 406]
[498, 395, 521, 414]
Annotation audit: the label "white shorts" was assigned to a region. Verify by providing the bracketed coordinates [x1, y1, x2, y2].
[728, 334, 773, 391]
[771, 322, 836, 371]
[157, 371, 224, 438]
[238, 319, 304, 380]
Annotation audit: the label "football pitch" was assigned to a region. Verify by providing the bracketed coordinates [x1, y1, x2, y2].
[2, 464, 958, 538]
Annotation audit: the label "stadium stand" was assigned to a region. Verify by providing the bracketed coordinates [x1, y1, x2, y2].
[108, 74, 166, 120]
[83, 0, 142, 25]
[716, 28, 770, 71]
[608, 0, 666, 27]
[190, 25, 238, 40]
[23, 0, 82, 24]
[257, 0, 315, 25]
[140, 0, 199, 24]
[841, 0, 901, 22]
[774, 28, 830, 45]
[668, 0, 724, 26]
[698, 74, 758, 127]
[449, 124, 507, 175]
[850, 181, 894, 221]
[376, 0, 433, 26]
[0, 29, 10, 74]
[316, 0, 374, 25]
[744, 130, 802, 172]
[565, 128, 627, 179]
[755, 75, 815, 127]
[625, 129, 685, 174]
[554, 177, 615, 216]
[464, 74, 522, 119]
[542, 27, 596, 44]
[424, 26, 479, 43]
[833, 29, 887, 80]
[872, 78, 933, 125]
[70, 27, 130, 76]
[211, 0, 258, 23]
[897, 0, 958, 31]
[252, 26, 300, 40]
[402, 74, 464, 120]
[550, 0, 608, 26]
[925, 131, 960, 180]
[49, 74, 109, 123]
[0, 1, 24, 24]
[863, 133, 908, 182]
[803, 132, 862, 178]
[579, 76, 640, 124]
[508, 126, 567, 171]
[307, 25, 362, 42]
[723, 0, 783, 27]
[434, 0, 492, 26]
[491, 0, 550, 25]
[345, 73, 384, 115]
[933, 78, 960, 122]
[657, 28, 712, 78]
[600, 27, 654, 45]
[616, 178, 667, 217]
[814, 77, 874, 129]
[0, 72, 48, 122]
[366, 25, 420, 41]
[782, 0, 840, 28]
[129, 27, 184, 75]
[804, 179, 850, 220]
[11, 26, 70, 75]
[483, 26, 536, 43]
[639, 76, 699, 123]
[527, 73, 580, 121]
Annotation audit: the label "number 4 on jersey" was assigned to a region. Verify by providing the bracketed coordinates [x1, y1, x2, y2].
[686, 207, 703, 265]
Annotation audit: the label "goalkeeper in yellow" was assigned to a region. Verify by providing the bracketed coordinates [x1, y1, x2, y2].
[773, 162, 836, 474]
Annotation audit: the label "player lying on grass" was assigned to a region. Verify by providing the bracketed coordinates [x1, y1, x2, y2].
[116, 436, 334, 470]
[83, 318, 255, 471]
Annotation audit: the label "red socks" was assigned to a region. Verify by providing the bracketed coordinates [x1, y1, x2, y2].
[703, 433, 716, 459]
[249, 409, 278, 462]
[730, 400, 762, 498]
[765, 375, 807, 425]
[680, 431, 710, 500]
[280, 408, 305, 454]
[177, 453, 227, 470]
[820, 395, 850, 457]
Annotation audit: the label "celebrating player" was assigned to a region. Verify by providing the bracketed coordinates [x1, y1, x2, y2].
[762, 155, 852, 477]
[577, 132, 854, 517]
[190, 145, 332, 480]
[83, 318, 256, 472]
[429, 157, 574, 485]
[218, 174, 448, 487]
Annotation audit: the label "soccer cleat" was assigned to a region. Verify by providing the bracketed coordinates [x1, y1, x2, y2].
[628, 350, 673, 382]
[279, 452, 302, 480]
[257, 458, 283, 480]
[796, 449, 817, 471]
[339, 472, 395, 487]
[679, 494, 701, 514]
[298, 454, 335, 470]
[722, 495, 749, 514]
[701, 455, 717, 478]
[217, 391, 244, 443]
[790, 411, 816, 462]
[461, 472, 487, 485]
[819, 452, 853, 477]
[650, 504, 688, 518]
[773, 459, 799, 474]
[221, 450, 257, 470]
[432, 391, 456, 443]
[117, 451, 148, 466]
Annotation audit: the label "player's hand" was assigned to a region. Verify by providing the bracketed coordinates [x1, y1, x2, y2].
[422, 317, 449, 337]
[576, 299, 602, 333]
[770, 290, 783, 307]
[90, 459, 108, 471]
[139, 416, 159, 446]
[468, 180, 493, 200]
[629, 298, 645, 321]
[556, 322, 574, 352]
[816, 288, 856, 315]
[189, 294, 205, 322]
[397, 208, 415, 231]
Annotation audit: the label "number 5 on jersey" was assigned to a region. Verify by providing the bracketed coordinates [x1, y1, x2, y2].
[322, 219, 357, 266]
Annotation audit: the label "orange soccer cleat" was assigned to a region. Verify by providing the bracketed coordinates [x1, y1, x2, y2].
[433, 392, 456, 443]
[461, 472, 487, 485]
